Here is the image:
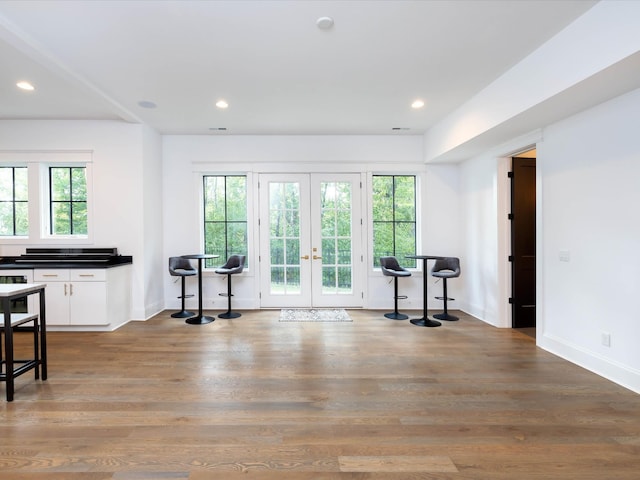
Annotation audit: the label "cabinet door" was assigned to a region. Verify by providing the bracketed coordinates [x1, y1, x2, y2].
[44, 282, 71, 325]
[70, 281, 107, 325]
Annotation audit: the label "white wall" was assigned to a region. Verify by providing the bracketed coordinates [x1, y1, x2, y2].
[0, 120, 161, 322]
[458, 89, 640, 393]
[536, 88, 640, 393]
[161, 134, 461, 312]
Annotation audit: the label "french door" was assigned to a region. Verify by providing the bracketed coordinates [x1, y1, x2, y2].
[258, 173, 363, 308]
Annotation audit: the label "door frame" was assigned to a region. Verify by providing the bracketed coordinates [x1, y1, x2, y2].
[257, 173, 364, 308]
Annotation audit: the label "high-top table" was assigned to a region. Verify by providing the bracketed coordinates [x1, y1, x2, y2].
[1, 283, 47, 401]
[180, 254, 219, 325]
[405, 255, 444, 328]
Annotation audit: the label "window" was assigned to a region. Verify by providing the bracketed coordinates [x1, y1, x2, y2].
[49, 166, 87, 235]
[0, 166, 28, 236]
[203, 175, 248, 268]
[372, 175, 417, 268]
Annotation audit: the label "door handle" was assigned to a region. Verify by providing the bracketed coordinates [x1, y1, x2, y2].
[301, 255, 310, 260]
[313, 255, 322, 260]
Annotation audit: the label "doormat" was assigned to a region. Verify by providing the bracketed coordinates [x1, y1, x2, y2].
[279, 308, 352, 322]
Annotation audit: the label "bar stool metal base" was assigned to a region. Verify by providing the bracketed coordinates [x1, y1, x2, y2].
[384, 312, 408, 320]
[410, 317, 442, 327]
[433, 312, 459, 321]
[218, 311, 241, 319]
[171, 310, 195, 318]
[185, 315, 215, 325]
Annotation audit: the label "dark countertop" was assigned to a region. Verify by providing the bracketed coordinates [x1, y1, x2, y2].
[0, 256, 133, 269]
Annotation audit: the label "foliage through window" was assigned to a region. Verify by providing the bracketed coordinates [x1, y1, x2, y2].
[372, 175, 417, 268]
[203, 175, 248, 268]
[0, 166, 28, 236]
[49, 167, 87, 235]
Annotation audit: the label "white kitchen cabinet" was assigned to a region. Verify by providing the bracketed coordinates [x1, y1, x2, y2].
[33, 266, 130, 327]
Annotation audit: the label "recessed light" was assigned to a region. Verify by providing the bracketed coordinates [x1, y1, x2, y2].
[411, 99, 425, 109]
[137, 100, 157, 109]
[16, 81, 35, 91]
[316, 16, 334, 30]
[215, 100, 229, 109]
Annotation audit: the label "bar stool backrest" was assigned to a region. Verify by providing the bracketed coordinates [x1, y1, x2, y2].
[431, 257, 460, 278]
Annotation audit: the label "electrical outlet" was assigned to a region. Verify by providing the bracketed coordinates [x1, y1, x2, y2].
[559, 250, 570, 262]
[601, 332, 611, 347]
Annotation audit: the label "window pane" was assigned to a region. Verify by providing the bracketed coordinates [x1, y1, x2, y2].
[51, 168, 71, 201]
[395, 222, 416, 260]
[204, 178, 224, 222]
[71, 168, 87, 200]
[322, 266, 336, 292]
[337, 239, 351, 264]
[270, 239, 284, 264]
[338, 266, 352, 292]
[322, 238, 336, 264]
[204, 222, 226, 257]
[321, 209, 336, 236]
[284, 238, 300, 264]
[0, 169, 12, 201]
[372, 176, 393, 221]
[72, 202, 88, 235]
[228, 222, 248, 255]
[226, 176, 247, 221]
[52, 202, 71, 235]
[394, 176, 416, 222]
[0, 203, 12, 235]
[14, 168, 28, 201]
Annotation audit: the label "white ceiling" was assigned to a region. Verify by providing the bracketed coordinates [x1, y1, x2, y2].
[0, 0, 598, 136]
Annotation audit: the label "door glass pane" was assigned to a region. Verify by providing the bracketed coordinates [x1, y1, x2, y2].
[269, 182, 301, 295]
[320, 181, 352, 294]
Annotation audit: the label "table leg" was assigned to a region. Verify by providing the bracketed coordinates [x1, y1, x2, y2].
[39, 288, 47, 380]
[410, 258, 441, 328]
[3, 298, 15, 401]
[186, 258, 215, 324]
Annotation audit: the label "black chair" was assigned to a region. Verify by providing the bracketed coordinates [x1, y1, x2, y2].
[215, 255, 246, 319]
[431, 257, 461, 321]
[168, 257, 197, 318]
[380, 256, 412, 320]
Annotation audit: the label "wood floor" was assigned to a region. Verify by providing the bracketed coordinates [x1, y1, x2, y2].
[2, 309, 639, 479]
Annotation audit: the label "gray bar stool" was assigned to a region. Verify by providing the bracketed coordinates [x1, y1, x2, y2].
[380, 256, 412, 320]
[215, 255, 246, 319]
[168, 257, 197, 318]
[431, 257, 461, 321]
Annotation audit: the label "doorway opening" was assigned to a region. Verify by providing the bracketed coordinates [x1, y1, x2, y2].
[510, 150, 536, 333]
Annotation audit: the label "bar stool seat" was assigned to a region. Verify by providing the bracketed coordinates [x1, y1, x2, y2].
[380, 256, 412, 320]
[431, 257, 461, 321]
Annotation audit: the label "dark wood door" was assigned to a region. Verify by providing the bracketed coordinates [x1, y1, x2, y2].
[510, 157, 536, 328]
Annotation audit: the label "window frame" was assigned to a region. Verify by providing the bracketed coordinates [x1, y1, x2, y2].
[0, 152, 93, 244]
[0, 165, 29, 237]
[48, 165, 88, 236]
[201, 173, 250, 270]
[370, 173, 419, 270]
